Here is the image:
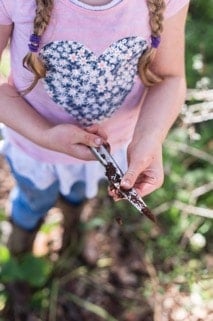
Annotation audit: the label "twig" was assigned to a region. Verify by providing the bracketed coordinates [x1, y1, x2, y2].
[64, 293, 118, 321]
[185, 102, 213, 113]
[180, 182, 212, 247]
[183, 112, 213, 124]
[152, 202, 172, 216]
[48, 280, 59, 321]
[165, 141, 213, 164]
[59, 266, 88, 285]
[191, 182, 213, 199]
[181, 89, 213, 124]
[180, 217, 204, 247]
[153, 198, 213, 219]
[181, 101, 213, 124]
[183, 101, 213, 113]
[174, 201, 213, 219]
[186, 89, 213, 101]
[144, 254, 163, 321]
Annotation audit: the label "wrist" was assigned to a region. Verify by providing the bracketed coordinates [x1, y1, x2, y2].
[31, 122, 55, 149]
[133, 125, 166, 147]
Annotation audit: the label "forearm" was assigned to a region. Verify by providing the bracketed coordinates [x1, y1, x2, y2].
[134, 76, 186, 144]
[0, 82, 106, 160]
[0, 82, 52, 145]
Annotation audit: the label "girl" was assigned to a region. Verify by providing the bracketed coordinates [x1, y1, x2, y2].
[0, 0, 189, 253]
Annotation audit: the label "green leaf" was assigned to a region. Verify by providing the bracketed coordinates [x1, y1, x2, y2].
[0, 258, 22, 283]
[19, 254, 53, 287]
[0, 246, 10, 264]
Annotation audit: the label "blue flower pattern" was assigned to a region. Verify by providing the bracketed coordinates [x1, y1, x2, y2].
[40, 37, 148, 126]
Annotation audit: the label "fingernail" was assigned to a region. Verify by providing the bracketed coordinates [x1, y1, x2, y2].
[121, 179, 131, 188]
[95, 138, 102, 146]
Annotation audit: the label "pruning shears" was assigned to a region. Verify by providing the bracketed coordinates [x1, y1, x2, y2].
[91, 144, 156, 223]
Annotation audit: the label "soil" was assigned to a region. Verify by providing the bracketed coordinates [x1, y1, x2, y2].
[0, 155, 212, 321]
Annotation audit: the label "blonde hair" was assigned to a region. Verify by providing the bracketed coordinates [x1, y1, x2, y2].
[23, 0, 54, 93]
[23, 0, 165, 92]
[138, 0, 165, 86]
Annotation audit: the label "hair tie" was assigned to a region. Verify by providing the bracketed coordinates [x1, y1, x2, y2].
[151, 35, 161, 49]
[28, 34, 41, 53]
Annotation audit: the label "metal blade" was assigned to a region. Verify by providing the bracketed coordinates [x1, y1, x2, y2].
[91, 145, 156, 223]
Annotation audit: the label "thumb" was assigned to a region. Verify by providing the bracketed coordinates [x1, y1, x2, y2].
[121, 159, 147, 190]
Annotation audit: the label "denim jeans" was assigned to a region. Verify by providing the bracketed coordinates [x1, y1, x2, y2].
[7, 157, 86, 231]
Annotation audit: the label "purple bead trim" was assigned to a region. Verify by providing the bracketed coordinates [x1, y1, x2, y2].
[151, 35, 161, 48]
[28, 34, 41, 53]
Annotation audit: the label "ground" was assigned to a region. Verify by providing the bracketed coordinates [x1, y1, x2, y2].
[0, 155, 212, 321]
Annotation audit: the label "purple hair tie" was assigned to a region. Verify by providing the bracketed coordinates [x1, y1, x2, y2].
[28, 33, 41, 53]
[151, 35, 161, 48]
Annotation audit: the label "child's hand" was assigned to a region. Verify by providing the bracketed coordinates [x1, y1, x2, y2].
[120, 139, 164, 197]
[43, 123, 107, 160]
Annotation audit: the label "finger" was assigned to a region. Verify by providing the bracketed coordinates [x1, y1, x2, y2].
[120, 157, 151, 190]
[77, 128, 104, 147]
[86, 124, 108, 141]
[137, 182, 161, 197]
[135, 172, 164, 197]
[108, 186, 122, 202]
[68, 143, 97, 161]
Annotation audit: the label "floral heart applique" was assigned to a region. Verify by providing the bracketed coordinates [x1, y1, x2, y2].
[40, 37, 148, 126]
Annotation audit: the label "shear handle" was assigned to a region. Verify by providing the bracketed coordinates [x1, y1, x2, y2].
[90, 146, 108, 166]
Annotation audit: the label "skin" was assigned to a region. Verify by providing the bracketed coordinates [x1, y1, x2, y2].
[121, 4, 189, 196]
[0, 1, 189, 197]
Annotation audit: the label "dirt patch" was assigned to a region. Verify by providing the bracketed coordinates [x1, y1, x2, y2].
[0, 155, 212, 321]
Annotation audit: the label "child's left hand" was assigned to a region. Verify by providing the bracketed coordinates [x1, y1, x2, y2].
[120, 138, 164, 197]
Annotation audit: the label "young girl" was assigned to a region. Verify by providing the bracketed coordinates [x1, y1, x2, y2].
[0, 0, 189, 253]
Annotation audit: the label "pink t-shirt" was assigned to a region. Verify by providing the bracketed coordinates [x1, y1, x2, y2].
[0, 0, 189, 164]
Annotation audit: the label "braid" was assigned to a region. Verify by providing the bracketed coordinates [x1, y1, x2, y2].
[22, 0, 54, 93]
[138, 0, 165, 86]
[23, 0, 164, 92]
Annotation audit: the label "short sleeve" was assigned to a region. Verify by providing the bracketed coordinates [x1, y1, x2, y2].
[165, 0, 190, 19]
[0, 0, 13, 25]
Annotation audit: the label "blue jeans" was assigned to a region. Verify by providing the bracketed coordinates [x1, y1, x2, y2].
[7, 158, 86, 231]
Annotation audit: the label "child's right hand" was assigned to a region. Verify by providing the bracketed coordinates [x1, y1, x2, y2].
[0, 84, 107, 161]
[41, 123, 108, 160]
